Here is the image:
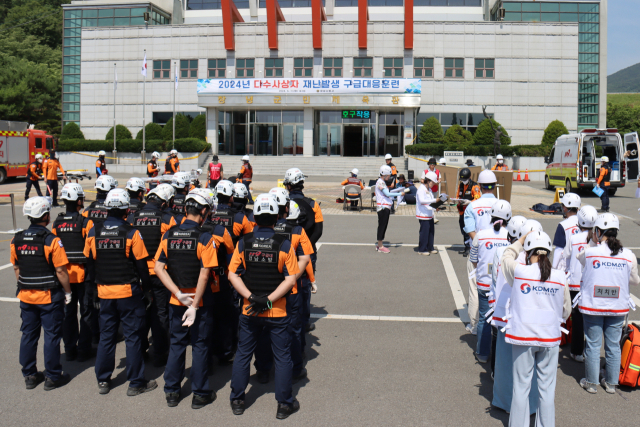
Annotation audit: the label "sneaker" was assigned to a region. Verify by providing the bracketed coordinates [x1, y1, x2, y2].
[98, 381, 111, 395]
[305, 323, 316, 332]
[461, 248, 470, 257]
[569, 353, 584, 363]
[430, 250, 439, 255]
[434, 219, 439, 224]
[580, 378, 597, 394]
[77, 348, 97, 363]
[276, 399, 300, 420]
[65, 348, 77, 362]
[231, 399, 245, 415]
[600, 378, 616, 394]
[25, 372, 45, 390]
[465, 324, 477, 335]
[418, 252, 430, 256]
[127, 380, 158, 396]
[44, 373, 71, 391]
[256, 370, 270, 384]
[292, 368, 307, 384]
[398, 201, 407, 206]
[376, 246, 390, 254]
[166, 392, 180, 407]
[474, 352, 489, 364]
[192, 392, 216, 409]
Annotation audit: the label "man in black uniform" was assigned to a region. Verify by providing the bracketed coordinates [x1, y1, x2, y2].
[456, 168, 481, 257]
[83, 174, 117, 226]
[125, 177, 146, 216]
[147, 151, 160, 189]
[170, 173, 190, 221]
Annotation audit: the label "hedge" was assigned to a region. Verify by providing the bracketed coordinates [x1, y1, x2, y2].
[57, 138, 211, 153]
[405, 143, 551, 157]
[60, 123, 85, 141]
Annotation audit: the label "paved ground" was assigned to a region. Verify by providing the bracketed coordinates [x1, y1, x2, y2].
[0, 174, 639, 426]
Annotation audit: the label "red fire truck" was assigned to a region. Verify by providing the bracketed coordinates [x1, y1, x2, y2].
[0, 120, 55, 184]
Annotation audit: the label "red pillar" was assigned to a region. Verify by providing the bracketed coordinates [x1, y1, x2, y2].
[267, 0, 286, 50]
[405, 0, 413, 49]
[358, 0, 369, 50]
[222, 0, 244, 51]
[312, 0, 327, 50]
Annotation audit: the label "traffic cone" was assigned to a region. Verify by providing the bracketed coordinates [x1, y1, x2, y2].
[524, 169, 530, 182]
[516, 170, 522, 181]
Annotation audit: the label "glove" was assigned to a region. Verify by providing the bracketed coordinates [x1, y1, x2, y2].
[175, 291, 195, 307]
[64, 292, 72, 305]
[182, 306, 197, 327]
[92, 292, 100, 310]
[143, 290, 154, 310]
[311, 281, 318, 294]
[404, 187, 411, 193]
[246, 294, 270, 316]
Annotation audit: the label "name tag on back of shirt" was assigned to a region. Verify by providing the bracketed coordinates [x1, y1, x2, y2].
[594, 286, 620, 299]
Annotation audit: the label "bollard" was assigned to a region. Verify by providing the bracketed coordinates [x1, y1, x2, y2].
[9, 193, 22, 233]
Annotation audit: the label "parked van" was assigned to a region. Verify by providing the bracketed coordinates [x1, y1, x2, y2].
[545, 128, 626, 195]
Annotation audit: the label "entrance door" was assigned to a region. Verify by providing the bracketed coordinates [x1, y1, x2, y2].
[254, 124, 278, 155]
[282, 124, 304, 155]
[343, 125, 364, 157]
[319, 125, 341, 156]
[625, 132, 639, 180]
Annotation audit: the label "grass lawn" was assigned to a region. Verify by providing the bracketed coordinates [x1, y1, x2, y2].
[608, 93, 640, 107]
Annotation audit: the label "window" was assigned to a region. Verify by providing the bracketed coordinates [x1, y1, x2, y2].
[383, 58, 403, 77]
[323, 58, 342, 77]
[265, 58, 284, 77]
[154, 60, 170, 79]
[353, 57, 372, 77]
[208, 59, 226, 78]
[236, 59, 254, 77]
[414, 58, 433, 78]
[444, 58, 464, 78]
[475, 58, 494, 78]
[294, 58, 313, 77]
[180, 59, 198, 78]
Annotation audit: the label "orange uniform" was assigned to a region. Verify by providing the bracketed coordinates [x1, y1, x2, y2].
[147, 160, 158, 177]
[44, 158, 65, 180]
[51, 216, 94, 283]
[491, 164, 510, 172]
[341, 178, 365, 190]
[170, 157, 180, 173]
[27, 162, 43, 181]
[239, 164, 253, 181]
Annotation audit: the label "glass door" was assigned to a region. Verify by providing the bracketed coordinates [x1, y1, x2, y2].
[319, 125, 341, 156]
[253, 124, 278, 155]
[368, 124, 376, 157]
[282, 124, 305, 155]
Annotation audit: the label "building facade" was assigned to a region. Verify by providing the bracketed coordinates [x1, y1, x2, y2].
[62, 0, 606, 157]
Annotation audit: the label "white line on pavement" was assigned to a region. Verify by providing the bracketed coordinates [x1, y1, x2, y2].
[310, 313, 460, 323]
[0, 263, 13, 270]
[318, 242, 466, 248]
[437, 245, 470, 324]
[0, 297, 19, 302]
[631, 293, 640, 308]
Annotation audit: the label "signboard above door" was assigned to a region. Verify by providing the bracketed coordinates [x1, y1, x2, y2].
[342, 110, 371, 119]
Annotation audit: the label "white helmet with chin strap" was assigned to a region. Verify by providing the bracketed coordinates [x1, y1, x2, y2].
[561, 193, 581, 209]
[151, 151, 160, 159]
[98, 150, 106, 157]
[269, 187, 289, 206]
[170, 149, 178, 156]
[351, 168, 359, 176]
[385, 154, 392, 160]
[125, 177, 146, 193]
[507, 215, 527, 239]
[380, 165, 392, 176]
[577, 205, 598, 228]
[95, 175, 117, 192]
[148, 183, 175, 202]
[288, 200, 301, 220]
[524, 231, 552, 253]
[171, 173, 190, 189]
[186, 188, 214, 208]
[478, 170, 497, 185]
[253, 193, 279, 216]
[23, 196, 52, 219]
[594, 213, 619, 231]
[104, 188, 130, 209]
[60, 183, 85, 201]
[242, 155, 250, 162]
[422, 170, 438, 183]
[216, 180, 234, 197]
[518, 219, 543, 239]
[491, 200, 512, 221]
[233, 182, 249, 199]
[284, 167, 305, 185]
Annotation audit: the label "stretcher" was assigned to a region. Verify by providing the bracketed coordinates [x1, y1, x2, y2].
[58, 170, 92, 182]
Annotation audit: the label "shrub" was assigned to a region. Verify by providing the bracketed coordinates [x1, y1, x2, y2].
[541, 120, 569, 145]
[189, 114, 207, 140]
[173, 138, 211, 153]
[135, 122, 164, 141]
[473, 118, 511, 148]
[444, 125, 473, 145]
[418, 117, 444, 144]
[60, 122, 85, 141]
[57, 139, 112, 152]
[405, 143, 551, 157]
[105, 124, 132, 141]
[162, 114, 191, 141]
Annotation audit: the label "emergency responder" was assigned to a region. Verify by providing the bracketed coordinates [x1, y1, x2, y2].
[83, 188, 157, 396]
[491, 154, 509, 171]
[125, 177, 147, 216]
[165, 149, 180, 174]
[96, 150, 107, 178]
[83, 175, 117, 226]
[596, 155, 611, 212]
[228, 193, 300, 419]
[424, 158, 441, 222]
[341, 168, 364, 208]
[214, 180, 254, 244]
[416, 171, 443, 255]
[26, 153, 44, 199]
[283, 167, 323, 332]
[13, 196, 72, 390]
[551, 193, 581, 270]
[384, 154, 398, 186]
[54, 183, 95, 363]
[576, 213, 639, 394]
[208, 155, 223, 188]
[254, 188, 312, 385]
[288, 200, 318, 296]
[232, 182, 255, 226]
[44, 150, 66, 207]
[373, 165, 403, 254]
[170, 172, 191, 220]
[147, 151, 160, 189]
[237, 155, 253, 203]
[463, 170, 498, 334]
[562, 205, 598, 364]
[129, 184, 178, 367]
[155, 188, 218, 409]
[456, 168, 481, 256]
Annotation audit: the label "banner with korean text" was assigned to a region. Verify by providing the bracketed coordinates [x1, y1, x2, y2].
[197, 78, 421, 94]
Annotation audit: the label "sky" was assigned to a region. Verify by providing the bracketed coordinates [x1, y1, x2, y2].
[607, 0, 640, 75]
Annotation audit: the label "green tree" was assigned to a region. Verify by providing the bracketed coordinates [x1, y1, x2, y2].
[444, 124, 473, 145]
[541, 120, 569, 145]
[474, 118, 511, 146]
[607, 102, 640, 134]
[418, 116, 444, 144]
[135, 122, 163, 140]
[3, 1, 63, 49]
[36, 117, 61, 138]
[189, 114, 206, 140]
[105, 124, 132, 141]
[162, 114, 191, 141]
[60, 122, 84, 140]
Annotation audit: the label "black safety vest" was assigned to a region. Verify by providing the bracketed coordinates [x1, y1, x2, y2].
[600, 164, 611, 183]
[165, 157, 172, 173]
[97, 158, 106, 172]
[171, 193, 186, 216]
[52, 211, 87, 263]
[274, 221, 294, 243]
[290, 195, 317, 251]
[94, 223, 138, 285]
[127, 199, 145, 216]
[210, 205, 237, 244]
[14, 229, 59, 291]
[85, 201, 108, 226]
[458, 179, 478, 201]
[131, 208, 164, 260]
[242, 233, 286, 296]
[147, 160, 157, 177]
[200, 221, 228, 274]
[166, 226, 203, 289]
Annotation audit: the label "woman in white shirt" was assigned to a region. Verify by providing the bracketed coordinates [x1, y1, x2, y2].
[416, 171, 443, 255]
[375, 165, 404, 254]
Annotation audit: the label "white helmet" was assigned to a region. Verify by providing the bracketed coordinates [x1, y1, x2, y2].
[577, 205, 598, 228]
[288, 200, 301, 220]
[35, 153, 43, 163]
[380, 165, 392, 176]
[284, 167, 305, 185]
[269, 187, 289, 206]
[601, 156, 609, 163]
[216, 180, 234, 197]
[242, 155, 250, 161]
[478, 170, 497, 184]
[170, 149, 178, 156]
[104, 188, 130, 209]
[125, 177, 146, 193]
[151, 151, 160, 159]
[186, 188, 214, 208]
[518, 219, 544, 239]
[148, 183, 175, 202]
[233, 182, 249, 199]
[171, 173, 190, 189]
[384, 154, 392, 160]
[23, 196, 52, 219]
[594, 213, 619, 231]
[60, 183, 85, 201]
[95, 175, 117, 192]
[496, 154, 504, 160]
[524, 231, 552, 253]
[98, 150, 106, 156]
[351, 168, 359, 176]
[439, 158, 446, 164]
[491, 200, 512, 221]
[253, 193, 279, 216]
[507, 215, 527, 238]
[422, 170, 438, 183]
[561, 193, 581, 209]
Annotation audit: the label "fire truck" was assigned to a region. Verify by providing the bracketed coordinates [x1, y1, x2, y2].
[0, 120, 55, 184]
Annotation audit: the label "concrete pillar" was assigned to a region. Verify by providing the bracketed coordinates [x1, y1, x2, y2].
[403, 108, 415, 152]
[303, 107, 314, 157]
[598, 0, 607, 128]
[207, 107, 218, 155]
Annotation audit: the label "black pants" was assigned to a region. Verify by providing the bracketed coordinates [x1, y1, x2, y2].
[377, 208, 390, 241]
[211, 275, 240, 362]
[63, 280, 94, 354]
[209, 179, 220, 188]
[144, 275, 171, 358]
[459, 215, 470, 248]
[490, 326, 497, 374]
[569, 290, 585, 356]
[47, 179, 59, 206]
[418, 219, 435, 252]
[25, 180, 42, 199]
[241, 179, 252, 203]
[599, 183, 610, 210]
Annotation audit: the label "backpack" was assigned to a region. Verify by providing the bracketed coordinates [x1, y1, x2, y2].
[619, 322, 640, 387]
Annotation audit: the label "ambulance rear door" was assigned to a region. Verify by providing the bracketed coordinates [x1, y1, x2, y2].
[624, 132, 639, 181]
